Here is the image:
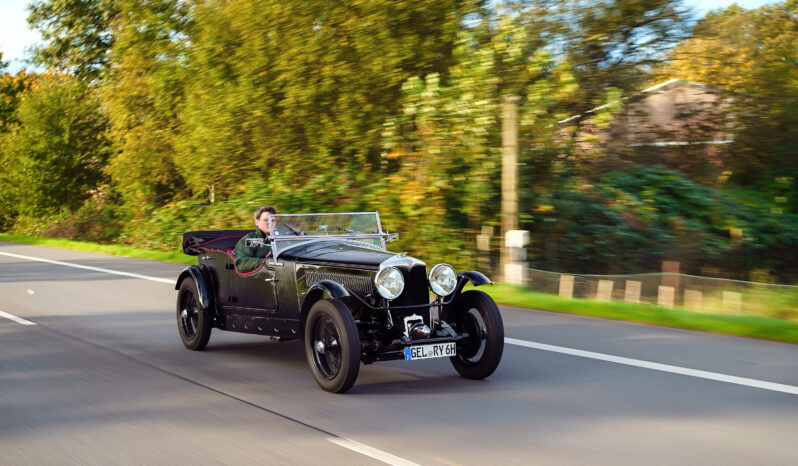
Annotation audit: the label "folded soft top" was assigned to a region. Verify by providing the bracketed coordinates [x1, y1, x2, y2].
[182, 230, 251, 255]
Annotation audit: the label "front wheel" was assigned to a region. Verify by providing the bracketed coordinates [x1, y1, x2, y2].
[446, 290, 504, 379]
[304, 299, 361, 393]
[176, 278, 213, 351]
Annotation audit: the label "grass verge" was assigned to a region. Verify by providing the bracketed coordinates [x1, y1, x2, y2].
[0, 233, 194, 265]
[478, 283, 798, 345]
[2, 234, 796, 345]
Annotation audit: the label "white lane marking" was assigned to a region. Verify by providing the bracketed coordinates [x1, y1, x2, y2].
[0, 310, 36, 325]
[3, 249, 796, 397]
[0, 251, 174, 284]
[328, 438, 420, 466]
[506, 338, 798, 396]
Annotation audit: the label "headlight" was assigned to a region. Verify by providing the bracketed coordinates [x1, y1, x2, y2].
[429, 263, 457, 297]
[375, 266, 404, 300]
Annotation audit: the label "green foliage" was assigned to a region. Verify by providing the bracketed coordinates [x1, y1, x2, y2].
[4, 0, 798, 289]
[0, 74, 110, 217]
[657, 1, 798, 184]
[529, 166, 798, 281]
[173, 0, 479, 199]
[101, 0, 188, 213]
[0, 64, 34, 229]
[27, 0, 118, 79]
[524, 0, 692, 113]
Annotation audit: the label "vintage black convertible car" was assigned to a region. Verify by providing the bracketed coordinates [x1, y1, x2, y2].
[176, 212, 503, 392]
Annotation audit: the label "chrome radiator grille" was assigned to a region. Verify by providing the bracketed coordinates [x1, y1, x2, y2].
[305, 270, 374, 297]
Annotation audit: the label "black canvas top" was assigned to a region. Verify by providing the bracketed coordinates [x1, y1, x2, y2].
[182, 230, 251, 255]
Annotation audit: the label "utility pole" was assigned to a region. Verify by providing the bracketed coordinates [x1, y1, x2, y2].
[500, 96, 520, 282]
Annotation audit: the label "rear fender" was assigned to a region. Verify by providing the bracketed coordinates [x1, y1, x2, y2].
[175, 266, 214, 312]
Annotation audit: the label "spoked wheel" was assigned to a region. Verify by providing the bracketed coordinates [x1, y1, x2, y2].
[176, 278, 212, 350]
[304, 299, 360, 393]
[446, 290, 504, 379]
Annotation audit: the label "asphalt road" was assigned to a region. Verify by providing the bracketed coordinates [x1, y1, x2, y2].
[1, 242, 797, 465]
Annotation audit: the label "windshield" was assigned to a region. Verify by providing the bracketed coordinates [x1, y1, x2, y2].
[266, 212, 386, 255]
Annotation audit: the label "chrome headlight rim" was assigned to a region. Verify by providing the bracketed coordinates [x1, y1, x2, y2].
[429, 263, 457, 297]
[375, 266, 404, 300]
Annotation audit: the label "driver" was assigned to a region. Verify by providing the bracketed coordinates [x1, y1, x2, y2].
[234, 205, 276, 273]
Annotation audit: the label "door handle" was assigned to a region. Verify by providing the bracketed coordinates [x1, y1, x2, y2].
[264, 278, 279, 282]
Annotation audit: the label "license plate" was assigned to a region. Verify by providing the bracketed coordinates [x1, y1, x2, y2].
[404, 342, 456, 360]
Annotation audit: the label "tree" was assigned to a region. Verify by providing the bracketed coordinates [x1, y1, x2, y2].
[518, 0, 692, 114]
[101, 0, 188, 214]
[0, 56, 34, 228]
[27, 0, 118, 79]
[0, 74, 109, 215]
[380, 18, 577, 265]
[174, 0, 483, 198]
[655, 1, 798, 192]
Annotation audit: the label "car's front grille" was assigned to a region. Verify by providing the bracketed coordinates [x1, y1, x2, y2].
[392, 265, 429, 307]
[305, 270, 374, 297]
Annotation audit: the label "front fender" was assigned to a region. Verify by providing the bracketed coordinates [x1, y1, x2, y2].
[175, 266, 214, 312]
[451, 270, 492, 297]
[443, 271, 493, 314]
[299, 280, 351, 339]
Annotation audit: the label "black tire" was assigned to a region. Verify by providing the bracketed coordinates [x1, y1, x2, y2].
[304, 299, 361, 393]
[176, 278, 213, 351]
[446, 290, 504, 379]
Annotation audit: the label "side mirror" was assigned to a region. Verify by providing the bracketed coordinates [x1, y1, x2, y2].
[385, 232, 398, 243]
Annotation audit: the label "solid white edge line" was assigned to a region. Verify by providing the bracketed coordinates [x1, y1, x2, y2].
[0, 251, 174, 284]
[0, 310, 36, 325]
[506, 338, 798, 396]
[328, 438, 420, 466]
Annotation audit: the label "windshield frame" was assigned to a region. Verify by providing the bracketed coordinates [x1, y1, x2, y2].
[265, 211, 388, 259]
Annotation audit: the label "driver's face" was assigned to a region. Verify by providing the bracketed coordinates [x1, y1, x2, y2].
[256, 215, 271, 233]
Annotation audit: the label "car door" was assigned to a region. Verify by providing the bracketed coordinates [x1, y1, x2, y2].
[230, 263, 278, 312]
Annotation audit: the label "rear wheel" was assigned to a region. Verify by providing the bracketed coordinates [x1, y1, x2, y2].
[446, 290, 504, 379]
[304, 299, 360, 393]
[176, 278, 212, 351]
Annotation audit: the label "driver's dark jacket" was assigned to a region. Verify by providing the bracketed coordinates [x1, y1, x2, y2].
[233, 228, 271, 273]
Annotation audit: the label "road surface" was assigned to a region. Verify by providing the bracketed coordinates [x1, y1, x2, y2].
[1, 242, 797, 465]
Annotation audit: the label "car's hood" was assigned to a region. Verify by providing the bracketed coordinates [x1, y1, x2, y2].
[277, 240, 396, 268]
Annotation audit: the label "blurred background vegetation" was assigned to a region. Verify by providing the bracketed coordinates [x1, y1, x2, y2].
[0, 0, 796, 283]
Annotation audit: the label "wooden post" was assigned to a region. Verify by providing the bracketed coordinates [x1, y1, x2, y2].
[596, 280, 614, 301]
[658, 286, 675, 309]
[500, 96, 521, 282]
[625, 280, 642, 303]
[559, 275, 574, 299]
[662, 261, 680, 305]
[684, 289, 702, 312]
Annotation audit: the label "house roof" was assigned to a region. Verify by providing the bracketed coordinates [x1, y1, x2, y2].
[557, 79, 727, 125]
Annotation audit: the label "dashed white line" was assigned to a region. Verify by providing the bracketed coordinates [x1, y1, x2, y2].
[0, 251, 174, 284]
[506, 338, 798, 396]
[328, 437, 420, 466]
[0, 309, 36, 325]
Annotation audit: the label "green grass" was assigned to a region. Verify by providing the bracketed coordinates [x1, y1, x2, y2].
[0, 233, 195, 265]
[474, 283, 798, 345]
[2, 233, 797, 345]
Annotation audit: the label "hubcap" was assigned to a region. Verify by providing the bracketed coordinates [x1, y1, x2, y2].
[311, 314, 342, 380]
[456, 308, 487, 363]
[315, 340, 326, 354]
[179, 290, 199, 339]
